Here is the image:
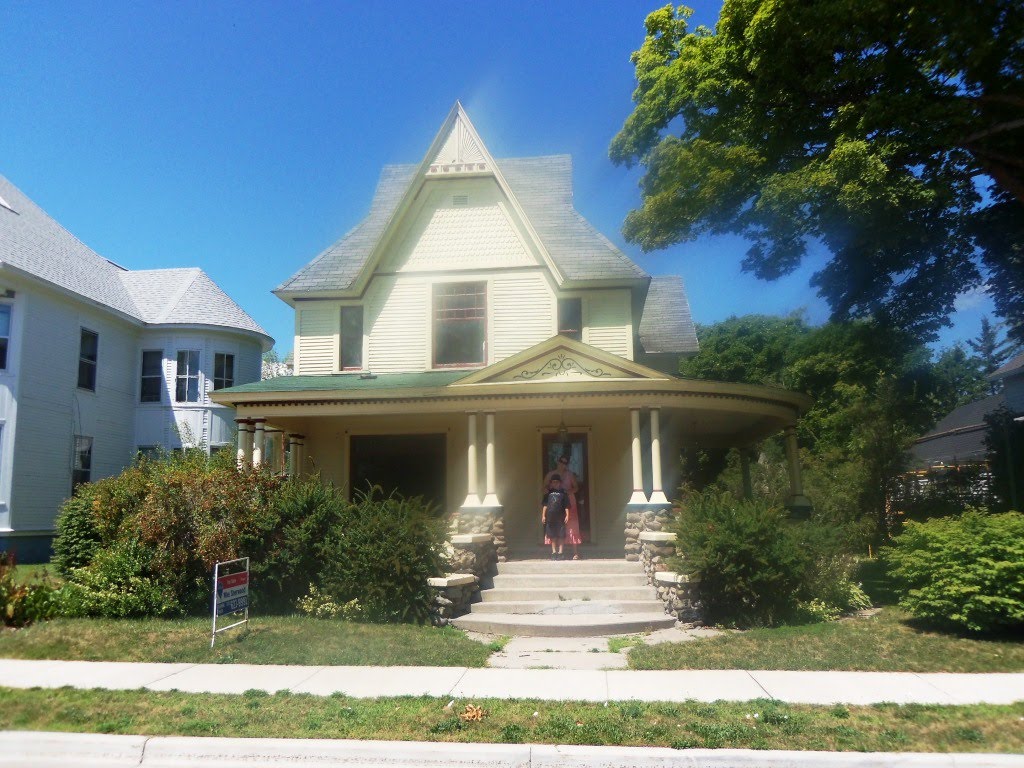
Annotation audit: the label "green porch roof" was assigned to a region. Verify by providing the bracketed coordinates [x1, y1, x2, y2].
[219, 370, 469, 394]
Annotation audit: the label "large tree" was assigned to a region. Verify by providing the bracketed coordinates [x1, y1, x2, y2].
[611, 1, 1024, 340]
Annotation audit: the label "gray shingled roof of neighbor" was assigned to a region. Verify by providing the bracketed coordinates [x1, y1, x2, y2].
[912, 392, 1004, 466]
[0, 174, 270, 341]
[990, 351, 1024, 380]
[639, 275, 699, 354]
[275, 155, 648, 294]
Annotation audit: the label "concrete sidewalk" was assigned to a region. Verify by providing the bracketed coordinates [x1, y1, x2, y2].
[2, 658, 1023, 705]
[2, 731, 1023, 768]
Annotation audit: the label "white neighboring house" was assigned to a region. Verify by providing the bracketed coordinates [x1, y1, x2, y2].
[0, 174, 272, 562]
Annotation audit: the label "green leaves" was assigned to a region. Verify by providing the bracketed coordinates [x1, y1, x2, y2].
[612, 0, 1024, 340]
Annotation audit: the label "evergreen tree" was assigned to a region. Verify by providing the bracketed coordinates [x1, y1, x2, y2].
[966, 315, 1015, 377]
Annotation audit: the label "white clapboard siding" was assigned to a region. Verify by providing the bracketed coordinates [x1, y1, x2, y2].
[367, 277, 428, 373]
[296, 307, 337, 374]
[584, 289, 632, 359]
[491, 273, 554, 362]
[383, 179, 536, 273]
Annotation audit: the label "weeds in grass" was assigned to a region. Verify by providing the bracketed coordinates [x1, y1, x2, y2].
[608, 636, 644, 654]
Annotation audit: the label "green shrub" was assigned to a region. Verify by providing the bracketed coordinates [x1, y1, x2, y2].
[295, 584, 363, 620]
[317, 489, 446, 623]
[52, 485, 102, 576]
[672, 490, 871, 627]
[56, 542, 178, 619]
[0, 555, 58, 626]
[882, 509, 1024, 633]
[672, 491, 809, 627]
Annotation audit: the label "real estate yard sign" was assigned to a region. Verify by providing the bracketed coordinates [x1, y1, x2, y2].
[211, 557, 249, 647]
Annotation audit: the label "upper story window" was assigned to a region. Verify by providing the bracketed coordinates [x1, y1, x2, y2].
[72, 435, 93, 492]
[78, 329, 98, 391]
[140, 350, 162, 403]
[0, 305, 10, 370]
[558, 298, 583, 342]
[340, 306, 363, 370]
[213, 352, 235, 390]
[433, 282, 486, 367]
[175, 350, 200, 402]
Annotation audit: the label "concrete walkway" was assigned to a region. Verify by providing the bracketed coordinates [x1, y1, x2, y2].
[2, 658, 1023, 705]
[3, 731, 1024, 768]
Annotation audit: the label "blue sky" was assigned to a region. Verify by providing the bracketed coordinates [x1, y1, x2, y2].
[0, 0, 995, 355]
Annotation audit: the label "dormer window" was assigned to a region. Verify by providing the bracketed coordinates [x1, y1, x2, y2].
[433, 282, 486, 367]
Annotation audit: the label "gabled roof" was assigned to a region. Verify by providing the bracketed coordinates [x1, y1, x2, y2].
[639, 275, 699, 355]
[0, 173, 270, 343]
[912, 392, 1004, 467]
[275, 104, 647, 297]
[990, 351, 1024, 381]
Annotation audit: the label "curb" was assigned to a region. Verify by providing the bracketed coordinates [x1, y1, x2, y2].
[2, 731, 1023, 767]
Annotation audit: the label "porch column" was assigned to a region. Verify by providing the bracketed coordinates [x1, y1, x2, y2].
[463, 411, 481, 507]
[648, 407, 669, 505]
[294, 435, 306, 477]
[783, 426, 812, 513]
[629, 407, 647, 504]
[235, 419, 250, 468]
[251, 419, 266, 468]
[481, 411, 500, 506]
[740, 449, 754, 500]
[286, 434, 299, 477]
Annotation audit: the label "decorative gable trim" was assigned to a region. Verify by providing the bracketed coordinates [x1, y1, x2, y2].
[451, 335, 671, 386]
[350, 102, 565, 295]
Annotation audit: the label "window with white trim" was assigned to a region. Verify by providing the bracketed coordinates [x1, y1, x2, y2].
[72, 436, 93, 492]
[140, 350, 162, 403]
[78, 328, 98, 391]
[558, 298, 583, 342]
[175, 350, 200, 402]
[340, 306, 363, 370]
[0, 305, 10, 370]
[213, 353, 235, 390]
[433, 282, 486, 367]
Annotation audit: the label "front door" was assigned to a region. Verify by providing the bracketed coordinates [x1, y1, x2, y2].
[541, 433, 591, 542]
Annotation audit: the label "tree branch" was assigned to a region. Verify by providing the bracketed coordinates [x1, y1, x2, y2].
[961, 118, 1024, 145]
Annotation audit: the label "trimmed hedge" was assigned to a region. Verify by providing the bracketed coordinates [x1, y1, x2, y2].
[882, 509, 1024, 634]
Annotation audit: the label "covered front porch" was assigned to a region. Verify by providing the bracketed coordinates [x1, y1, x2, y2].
[215, 340, 812, 563]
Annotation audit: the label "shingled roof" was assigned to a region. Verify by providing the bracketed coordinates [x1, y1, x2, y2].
[638, 275, 699, 354]
[0, 173, 269, 341]
[275, 154, 647, 295]
[912, 392, 1004, 467]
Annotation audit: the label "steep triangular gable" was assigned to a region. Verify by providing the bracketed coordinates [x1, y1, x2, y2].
[451, 336, 671, 386]
[350, 102, 564, 292]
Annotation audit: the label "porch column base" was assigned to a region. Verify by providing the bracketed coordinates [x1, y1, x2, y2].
[628, 490, 649, 505]
[456, 504, 506, 562]
[480, 493, 501, 507]
[647, 490, 670, 505]
[461, 495, 483, 508]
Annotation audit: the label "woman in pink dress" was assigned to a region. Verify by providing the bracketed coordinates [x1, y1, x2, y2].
[543, 455, 582, 559]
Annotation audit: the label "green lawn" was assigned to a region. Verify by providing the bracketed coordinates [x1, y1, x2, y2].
[1, 688, 1021, 752]
[629, 607, 1024, 672]
[0, 616, 493, 667]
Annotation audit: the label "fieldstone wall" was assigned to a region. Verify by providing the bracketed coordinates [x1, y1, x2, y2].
[654, 570, 703, 626]
[456, 506, 507, 562]
[445, 533, 498, 588]
[428, 574, 479, 627]
[625, 503, 675, 561]
[639, 531, 677, 583]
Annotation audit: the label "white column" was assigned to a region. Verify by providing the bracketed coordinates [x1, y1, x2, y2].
[629, 407, 648, 504]
[482, 411, 500, 506]
[286, 434, 298, 477]
[740, 449, 753, 500]
[294, 436, 305, 477]
[648, 407, 668, 505]
[242, 423, 254, 467]
[463, 412, 481, 507]
[235, 419, 250, 469]
[251, 419, 266, 468]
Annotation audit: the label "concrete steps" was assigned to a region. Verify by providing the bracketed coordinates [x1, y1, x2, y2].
[452, 557, 676, 637]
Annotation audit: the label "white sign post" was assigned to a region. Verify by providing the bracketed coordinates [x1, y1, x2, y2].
[211, 557, 249, 648]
